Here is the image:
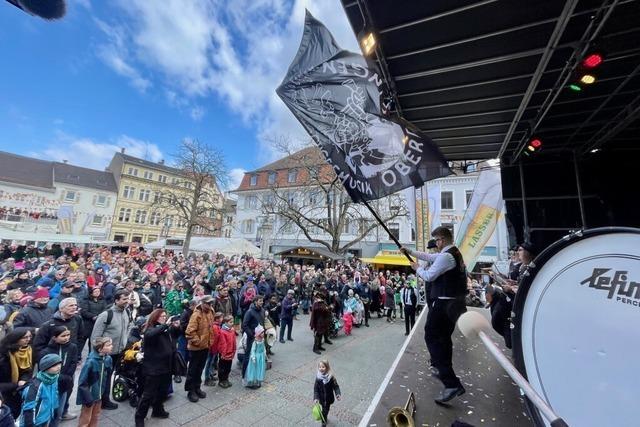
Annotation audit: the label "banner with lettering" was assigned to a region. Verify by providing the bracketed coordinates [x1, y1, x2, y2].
[456, 169, 503, 270]
[276, 11, 451, 202]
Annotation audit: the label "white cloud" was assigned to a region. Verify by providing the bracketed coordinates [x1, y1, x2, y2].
[31, 132, 164, 170]
[94, 0, 359, 162]
[190, 106, 205, 122]
[228, 167, 247, 192]
[94, 19, 152, 93]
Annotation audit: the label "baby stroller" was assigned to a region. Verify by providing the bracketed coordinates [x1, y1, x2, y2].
[112, 340, 143, 407]
[329, 313, 343, 339]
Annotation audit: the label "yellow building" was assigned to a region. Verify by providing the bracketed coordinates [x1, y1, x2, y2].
[107, 150, 222, 244]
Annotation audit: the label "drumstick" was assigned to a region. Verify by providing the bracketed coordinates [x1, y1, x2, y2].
[457, 311, 569, 427]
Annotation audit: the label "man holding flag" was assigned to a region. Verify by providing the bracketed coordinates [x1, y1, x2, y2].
[278, 8, 458, 405]
[401, 227, 468, 404]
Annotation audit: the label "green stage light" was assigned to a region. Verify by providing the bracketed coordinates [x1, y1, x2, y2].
[569, 84, 582, 92]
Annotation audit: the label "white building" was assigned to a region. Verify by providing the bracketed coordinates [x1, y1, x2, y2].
[0, 151, 118, 243]
[232, 149, 508, 263]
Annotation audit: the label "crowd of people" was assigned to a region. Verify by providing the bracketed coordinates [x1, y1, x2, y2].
[0, 207, 59, 223]
[0, 236, 532, 426]
[0, 243, 422, 427]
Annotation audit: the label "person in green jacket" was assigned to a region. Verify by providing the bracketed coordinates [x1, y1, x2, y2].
[76, 337, 113, 427]
[163, 282, 190, 317]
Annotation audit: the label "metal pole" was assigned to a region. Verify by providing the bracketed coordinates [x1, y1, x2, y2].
[573, 151, 587, 229]
[362, 199, 413, 262]
[518, 161, 530, 241]
[478, 331, 568, 427]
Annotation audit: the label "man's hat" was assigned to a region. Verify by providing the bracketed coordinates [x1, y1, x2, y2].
[33, 287, 50, 300]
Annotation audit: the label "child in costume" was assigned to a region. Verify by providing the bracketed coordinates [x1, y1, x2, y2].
[244, 325, 266, 389]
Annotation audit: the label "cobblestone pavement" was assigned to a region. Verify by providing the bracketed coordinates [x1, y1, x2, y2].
[62, 312, 409, 426]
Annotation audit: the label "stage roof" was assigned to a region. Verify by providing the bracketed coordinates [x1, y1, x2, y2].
[341, 0, 640, 162]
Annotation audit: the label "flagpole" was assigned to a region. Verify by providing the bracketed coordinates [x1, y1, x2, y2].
[361, 199, 414, 263]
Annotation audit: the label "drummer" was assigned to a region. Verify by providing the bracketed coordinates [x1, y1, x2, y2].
[401, 226, 468, 404]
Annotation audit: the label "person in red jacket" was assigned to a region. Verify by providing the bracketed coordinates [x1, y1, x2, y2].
[216, 315, 237, 388]
[204, 312, 223, 386]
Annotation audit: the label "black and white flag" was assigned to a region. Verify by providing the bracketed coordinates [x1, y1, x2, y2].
[276, 11, 452, 203]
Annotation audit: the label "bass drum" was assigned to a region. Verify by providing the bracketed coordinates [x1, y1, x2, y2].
[512, 227, 640, 427]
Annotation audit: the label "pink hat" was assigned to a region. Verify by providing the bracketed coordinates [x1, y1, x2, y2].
[33, 287, 50, 300]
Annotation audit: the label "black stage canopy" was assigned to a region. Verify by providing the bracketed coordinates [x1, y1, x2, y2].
[341, 0, 640, 162]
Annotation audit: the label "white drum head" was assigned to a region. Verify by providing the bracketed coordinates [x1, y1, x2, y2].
[515, 229, 640, 426]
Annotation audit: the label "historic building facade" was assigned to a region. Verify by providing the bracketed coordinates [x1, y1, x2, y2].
[107, 150, 223, 243]
[0, 151, 117, 242]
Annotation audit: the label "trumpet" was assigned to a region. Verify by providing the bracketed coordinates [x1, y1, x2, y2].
[387, 392, 416, 427]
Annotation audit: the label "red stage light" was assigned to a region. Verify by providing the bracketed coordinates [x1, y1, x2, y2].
[530, 139, 542, 148]
[583, 53, 603, 68]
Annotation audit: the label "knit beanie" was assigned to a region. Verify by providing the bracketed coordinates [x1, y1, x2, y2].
[39, 354, 62, 371]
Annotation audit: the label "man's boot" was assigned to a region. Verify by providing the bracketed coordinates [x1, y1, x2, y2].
[151, 406, 170, 419]
[135, 416, 145, 427]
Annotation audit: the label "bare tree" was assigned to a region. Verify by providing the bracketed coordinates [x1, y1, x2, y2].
[152, 139, 228, 254]
[258, 135, 408, 255]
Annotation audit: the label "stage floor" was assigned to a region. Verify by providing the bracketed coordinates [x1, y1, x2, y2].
[363, 307, 533, 427]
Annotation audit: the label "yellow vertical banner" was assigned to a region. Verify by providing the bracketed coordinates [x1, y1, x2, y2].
[415, 186, 429, 251]
[455, 169, 503, 271]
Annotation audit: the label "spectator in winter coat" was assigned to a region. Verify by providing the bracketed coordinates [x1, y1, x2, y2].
[310, 295, 332, 355]
[76, 337, 113, 427]
[184, 296, 215, 402]
[279, 290, 297, 343]
[241, 297, 265, 379]
[134, 309, 179, 427]
[163, 282, 189, 317]
[213, 286, 233, 317]
[89, 290, 131, 410]
[18, 353, 61, 427]
[39, 326, 78, 422]
[216, 315, 236, 388]
[33, 298, 82, 361]
[7, 271, 35, 294]
[0, 391, 15, 426]
[12, 288, 54, 330]
[78, 287, 107, 356]
[0, 328, 34, 418]
[313, 359, 341, 427]
[47, 281, 75, 311]
[101, 276, 120, 305]
[44, 269, 68, 299]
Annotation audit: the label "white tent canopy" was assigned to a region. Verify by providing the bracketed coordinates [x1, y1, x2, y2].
[0, 229, 115, 245]
[145, 237, 261, 257]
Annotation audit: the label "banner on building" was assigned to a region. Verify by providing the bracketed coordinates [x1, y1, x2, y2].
[276, 11, 451, 203]
[455, 169, 503, 271]
[57, 205, 74, 234]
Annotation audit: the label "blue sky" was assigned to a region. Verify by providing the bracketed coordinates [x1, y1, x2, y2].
[0, 0, 358, 190]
